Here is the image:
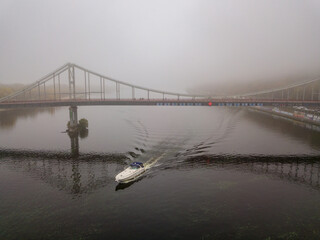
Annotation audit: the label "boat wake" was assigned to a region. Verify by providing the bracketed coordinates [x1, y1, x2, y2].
[143, 152, 167, 170]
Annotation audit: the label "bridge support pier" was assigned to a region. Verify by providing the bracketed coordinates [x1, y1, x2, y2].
[69, 106, 78, 129]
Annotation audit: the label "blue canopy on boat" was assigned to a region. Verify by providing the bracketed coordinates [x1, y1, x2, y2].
[130, 162, 144, 167]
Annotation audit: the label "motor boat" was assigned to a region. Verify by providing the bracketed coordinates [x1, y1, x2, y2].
[115, 162, 145, 183]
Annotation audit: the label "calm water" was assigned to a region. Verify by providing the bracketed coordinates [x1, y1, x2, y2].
[1, 106, 320, 240]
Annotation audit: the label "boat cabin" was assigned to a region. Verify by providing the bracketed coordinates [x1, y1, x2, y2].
[129, 162, 144, 169]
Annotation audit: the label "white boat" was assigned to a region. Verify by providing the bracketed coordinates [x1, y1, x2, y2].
[115, 162, 145, 183]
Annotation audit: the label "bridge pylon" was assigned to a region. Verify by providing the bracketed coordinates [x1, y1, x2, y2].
[69, 106, 78, 129]
[68, 64, 76, 100]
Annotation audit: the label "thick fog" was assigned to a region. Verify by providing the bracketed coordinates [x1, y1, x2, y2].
[0, 0, 320, 94]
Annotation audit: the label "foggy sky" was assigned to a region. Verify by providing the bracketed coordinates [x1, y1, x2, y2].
[1, 0, 320, 93]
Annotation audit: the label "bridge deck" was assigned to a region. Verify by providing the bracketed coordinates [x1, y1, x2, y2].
[1, 98, 320, 108]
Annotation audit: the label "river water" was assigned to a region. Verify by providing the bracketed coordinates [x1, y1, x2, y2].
[1, 106, 320, 240]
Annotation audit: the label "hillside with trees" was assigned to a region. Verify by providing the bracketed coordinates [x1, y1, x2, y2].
[0, 84, 24, 98]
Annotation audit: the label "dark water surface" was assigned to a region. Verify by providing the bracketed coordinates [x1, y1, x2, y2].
[1, 107, 320, 240]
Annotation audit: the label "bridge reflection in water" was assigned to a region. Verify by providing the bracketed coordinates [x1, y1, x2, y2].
[0, 143, 127, 195]
[68, 128, 89, 158]
[1, 106, 320, 194]
[1, 148, 320, 194]
[179, 155, 320, 190]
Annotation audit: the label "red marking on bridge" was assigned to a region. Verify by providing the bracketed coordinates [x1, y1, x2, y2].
[208, 102, 212, 106]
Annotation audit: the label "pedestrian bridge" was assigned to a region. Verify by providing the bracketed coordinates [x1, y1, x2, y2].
[1, 63, 320, 127]
[1, 63, 320, 108]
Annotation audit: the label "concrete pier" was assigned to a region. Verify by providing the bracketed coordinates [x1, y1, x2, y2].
[69, 106, 78, 129]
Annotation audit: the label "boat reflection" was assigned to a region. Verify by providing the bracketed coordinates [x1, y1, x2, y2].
[115, 176, 144, 191]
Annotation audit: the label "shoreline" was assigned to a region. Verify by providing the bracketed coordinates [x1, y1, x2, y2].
[250, 106, 320, 127]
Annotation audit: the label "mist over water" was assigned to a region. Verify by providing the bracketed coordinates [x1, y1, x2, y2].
[1, 107, 320, 239]
[1, 106, 320, 155]
[1, 1, 320, 239]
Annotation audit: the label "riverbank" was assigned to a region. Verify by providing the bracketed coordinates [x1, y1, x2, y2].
[250, 106, 320, 127]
